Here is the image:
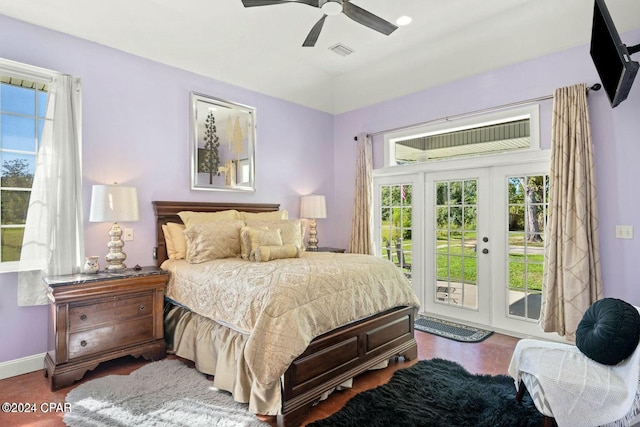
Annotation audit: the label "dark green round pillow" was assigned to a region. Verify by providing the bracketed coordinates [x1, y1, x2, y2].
[576, 298, 640, 365]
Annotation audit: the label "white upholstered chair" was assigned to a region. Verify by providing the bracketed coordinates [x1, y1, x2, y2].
[509, 300, 640, 427]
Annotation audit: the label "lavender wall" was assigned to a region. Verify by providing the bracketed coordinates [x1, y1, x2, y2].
[0, 15, 334, 363]
[332, 28, 640, 306]
[1, 12, 639, 366]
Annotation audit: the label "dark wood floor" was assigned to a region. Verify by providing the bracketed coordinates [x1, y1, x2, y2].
[0, 330, 520, 427]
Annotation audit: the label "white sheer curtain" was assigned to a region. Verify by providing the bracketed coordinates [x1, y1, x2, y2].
[18, 75, 84, 306]
[348, 132, 373, 254]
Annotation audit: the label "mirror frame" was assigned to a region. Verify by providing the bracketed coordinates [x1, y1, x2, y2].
[190, 92, 256, 192]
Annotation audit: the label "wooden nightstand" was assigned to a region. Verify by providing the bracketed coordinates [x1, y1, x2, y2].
[315, 247, 346, 253]
[43, 267, 168, 390]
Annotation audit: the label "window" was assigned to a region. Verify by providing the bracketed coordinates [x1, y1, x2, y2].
[384, 105, 540, 167]
[380, 184, 412, 279]
[0, 76, 49, 262]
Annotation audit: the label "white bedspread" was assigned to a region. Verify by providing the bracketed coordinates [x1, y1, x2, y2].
[508, 337, 640, 427]
[162, 252, 420, 388]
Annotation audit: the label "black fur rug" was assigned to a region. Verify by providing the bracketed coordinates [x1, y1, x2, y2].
[308, 358, 543, 427]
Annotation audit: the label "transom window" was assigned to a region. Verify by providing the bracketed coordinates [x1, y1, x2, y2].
[0, 77, 49, 261]
[384, 105, 540, 166]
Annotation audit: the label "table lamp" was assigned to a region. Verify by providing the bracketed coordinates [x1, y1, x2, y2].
[89, 184, 139, 271]
[300, 194, 326, 251]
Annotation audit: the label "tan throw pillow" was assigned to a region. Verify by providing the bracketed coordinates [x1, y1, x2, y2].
[246, 219, 304, 252]
[178, 210, 240, 229]
[245, 228, 283, 261]
[239, 210, 288, 221]
[253, 244, 300, 262]
[183, 220, 244, 263]
[240, 226, 268, 260]
[163, 222, 186, 259]
[162, 224, 173, 257]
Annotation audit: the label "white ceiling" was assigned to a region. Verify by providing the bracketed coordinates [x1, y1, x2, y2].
[1, 0, 639, 114]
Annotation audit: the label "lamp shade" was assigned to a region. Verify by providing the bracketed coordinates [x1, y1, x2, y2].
[300, 194, 327, 219]
[89, 184, 140, 223]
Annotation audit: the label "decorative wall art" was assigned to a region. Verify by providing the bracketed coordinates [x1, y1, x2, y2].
[190, 92, 256, 191]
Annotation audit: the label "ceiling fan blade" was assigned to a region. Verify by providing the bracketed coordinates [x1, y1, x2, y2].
[241, 0, 319, 7]
[242, 0, 290, 6]
[342, 1, 397, 35]
[303, 15, 327, 47]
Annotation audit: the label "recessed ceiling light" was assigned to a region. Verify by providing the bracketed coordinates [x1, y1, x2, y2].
[396, 16, 412, 26]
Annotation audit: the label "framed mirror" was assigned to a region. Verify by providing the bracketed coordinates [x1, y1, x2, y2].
[190, 92, 256, 192]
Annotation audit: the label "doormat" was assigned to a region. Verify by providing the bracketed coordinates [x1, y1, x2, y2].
[415, 315, 494, 342]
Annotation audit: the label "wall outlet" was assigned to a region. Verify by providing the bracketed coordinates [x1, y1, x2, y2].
[615, 225, 633, 239]
[123, 228, 134, 241]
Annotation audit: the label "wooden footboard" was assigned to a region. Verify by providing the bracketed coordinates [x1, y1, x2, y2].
[279, 306, 417, 427]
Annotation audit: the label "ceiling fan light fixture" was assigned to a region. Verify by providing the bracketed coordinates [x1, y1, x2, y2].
[396, 16, 412, 26]
[321, 0, 343, 16]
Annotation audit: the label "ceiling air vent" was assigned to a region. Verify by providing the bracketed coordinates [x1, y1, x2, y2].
[328, 43, 354, 57]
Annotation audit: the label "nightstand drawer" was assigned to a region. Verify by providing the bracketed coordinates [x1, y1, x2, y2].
[68, 317, 154, 359]
[68, 293, 153, 332]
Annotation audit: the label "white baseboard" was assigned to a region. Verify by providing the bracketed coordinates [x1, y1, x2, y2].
[0, 353, 45, 380]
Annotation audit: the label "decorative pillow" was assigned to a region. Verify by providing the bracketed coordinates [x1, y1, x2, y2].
[183, 220, 244, 263]
[162, 224, 172, 257]
[246, 219, 304, 252]
[163, 222, 187, 259]
[178, 210, 240, 229]
[253, 244, 300, 262]
[576, 298, 640, 365]
[239, 226, 268, 260]
[239, 210, 288, 221]
[244, 227, 283, 261]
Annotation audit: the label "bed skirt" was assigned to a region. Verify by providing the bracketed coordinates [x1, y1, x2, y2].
[164, 301, 369, 415]
[164, 302, 285, 414]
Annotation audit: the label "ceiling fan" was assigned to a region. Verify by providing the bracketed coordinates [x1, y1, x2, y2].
[241, 0, 398, 47]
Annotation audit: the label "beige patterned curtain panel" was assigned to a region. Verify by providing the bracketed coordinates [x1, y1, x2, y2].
[349, 133, 373, 255]
[540, 83, 603, 341]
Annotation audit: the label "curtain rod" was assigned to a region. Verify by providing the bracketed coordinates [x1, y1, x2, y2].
[353, 83, 602, 141]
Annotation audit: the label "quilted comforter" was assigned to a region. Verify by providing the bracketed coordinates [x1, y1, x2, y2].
[162, 252, 420, 387]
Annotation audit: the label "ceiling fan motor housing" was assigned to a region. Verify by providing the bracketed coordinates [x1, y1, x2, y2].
[320, 0, 343, 15]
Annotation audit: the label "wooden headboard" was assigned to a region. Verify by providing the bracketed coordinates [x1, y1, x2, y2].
[152, 201, 280, 267]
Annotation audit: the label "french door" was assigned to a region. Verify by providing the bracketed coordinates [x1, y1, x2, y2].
[490, 162, 551, 337]
[375, 161, 554, 337]
[425, 168, 491, 326]
[424, 163, 552, 336]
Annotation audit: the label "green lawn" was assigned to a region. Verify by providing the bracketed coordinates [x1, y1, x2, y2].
[509, 254, 544, 291]
[382, 233, 544, 291]
[2, 227, 24, 262]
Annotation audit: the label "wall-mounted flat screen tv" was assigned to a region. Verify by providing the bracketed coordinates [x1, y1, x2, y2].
[590, 0, 639, 107]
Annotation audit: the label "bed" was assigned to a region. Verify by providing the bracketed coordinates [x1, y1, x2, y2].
[153, 201, 419, 426]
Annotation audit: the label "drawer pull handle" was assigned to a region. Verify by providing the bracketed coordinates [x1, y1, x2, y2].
[139, 304, 145, 311]
[80, 340, 87, 347]
[80, 314, 87, 321]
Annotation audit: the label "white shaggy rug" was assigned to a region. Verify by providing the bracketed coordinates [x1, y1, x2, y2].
[64, 359, 269, 427]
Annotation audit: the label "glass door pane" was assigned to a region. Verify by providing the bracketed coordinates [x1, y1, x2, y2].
[507, 175, 548, 321]
[435, 179, 478, 309]
[379, 184, 412, 280]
